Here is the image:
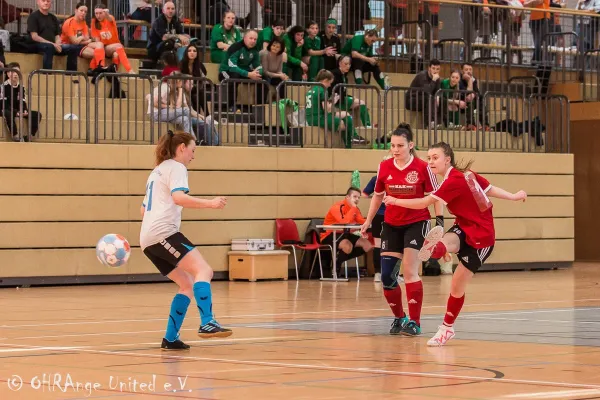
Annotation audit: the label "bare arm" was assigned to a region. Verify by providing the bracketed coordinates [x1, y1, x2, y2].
[172, 191, 227, 209]
[384, 195, 438, 210]
[351, 50, 371, 62]
[487, 186, 527, 202]
[433, 200, 444, 219]
[140, 205, 145, 217]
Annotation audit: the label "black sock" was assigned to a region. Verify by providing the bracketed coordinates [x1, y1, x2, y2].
[373, 247, 381, 274]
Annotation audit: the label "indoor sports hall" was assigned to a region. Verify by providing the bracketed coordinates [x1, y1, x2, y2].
[0, 0, 598, 398]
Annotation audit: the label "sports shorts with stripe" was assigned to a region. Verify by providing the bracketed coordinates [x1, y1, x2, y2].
[143, 232, 195, 276]
[447, 225, 494, 273]
[381, 220, 430, 254]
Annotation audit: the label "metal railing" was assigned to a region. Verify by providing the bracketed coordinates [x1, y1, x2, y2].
[529, 94, 570, 153]
[433, 88, 481, 151]
[482, 91, 529, 152]
[27, 70, 90, 143]
[383, 86, 434, 150]
[583, 50, 600, 102]
[94, 73, 154, 143]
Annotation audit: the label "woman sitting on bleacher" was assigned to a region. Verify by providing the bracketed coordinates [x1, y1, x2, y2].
[210, 10, 241, 64]
[439, 70, 466, 128]
[91, 4, 133, 73]
[61, 2, 108, 74]
[148, 71, 193, 137]
[260, 36, 288, 99]
[180, 44, 208, 114]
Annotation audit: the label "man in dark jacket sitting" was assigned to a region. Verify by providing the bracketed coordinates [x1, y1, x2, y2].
[405, 59, 441, 129]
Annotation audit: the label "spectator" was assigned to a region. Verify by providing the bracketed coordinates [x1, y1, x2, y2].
[260, 36, 288, 99]
[458, 62, 490, 130]
[0, 62, 42, 142]
[257, 18, 285, 51]
[319, 18, 341, 71]
[180, 44, 208, 114]
[341, 29, 388, 90]
[319, 187, 372, 274]
[161, 50, 180, 77]
[182, 78, 219, 145]
[525, 0, 552, 64]
[126, 0, 162, 41]
[210, 10, 241, 64]
[305, 69, 357, 148]
[575, 0, 600, 54]
[304, 20, 336, 81]
[405, 59, 441, 128]
[147, 1, 189, 67]
[330, 55, 370, 144]
[92, 4, 133, 73]
[218, 30, 264, 112]
[260, 0, 293, 28]
[27, 0, 82, 71]
[148, 71, 192, 135]
[283, 25, 309, 81]
[439, 70, 466, 128]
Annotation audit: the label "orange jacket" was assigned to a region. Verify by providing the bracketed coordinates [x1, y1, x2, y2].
[320, 199, 366, 241]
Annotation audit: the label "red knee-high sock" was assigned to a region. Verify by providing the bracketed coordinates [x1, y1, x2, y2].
[115, 47, 132, 72]
[405, 280, 424, 326]
[443, 294, 465, 326]
[383, 287, 406, 319]
[94, 47, 106, 68]
[431, 242, 447, 259]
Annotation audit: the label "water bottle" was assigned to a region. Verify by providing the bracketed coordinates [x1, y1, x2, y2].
[465, 171, 492, 212]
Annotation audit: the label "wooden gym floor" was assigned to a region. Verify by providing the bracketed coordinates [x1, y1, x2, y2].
[1, 263, 599, 399]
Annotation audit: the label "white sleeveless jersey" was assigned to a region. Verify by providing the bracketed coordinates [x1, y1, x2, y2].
[139, 159, 190, 249]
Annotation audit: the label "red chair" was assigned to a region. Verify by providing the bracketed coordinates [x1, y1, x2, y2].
[275, 219, 333, 280]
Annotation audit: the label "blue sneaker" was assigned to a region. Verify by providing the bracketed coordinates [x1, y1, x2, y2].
[198, 320, 233, 339]
[400, 320, 422, 336]
[390, 316, 409, 335]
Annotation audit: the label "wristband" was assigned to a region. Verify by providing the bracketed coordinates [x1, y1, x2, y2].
[435, 216, 444, 227]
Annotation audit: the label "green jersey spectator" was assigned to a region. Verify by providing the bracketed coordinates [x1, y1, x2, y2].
[210, 11, 242, 64]
[342, 29, 388, 90]
[283, 25, 308, 81]
[257, 18, 285, 51]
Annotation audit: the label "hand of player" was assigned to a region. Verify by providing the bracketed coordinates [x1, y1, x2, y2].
[325, 46, 336, 56]
[382, 195, 397, 206]
[443, 253, 452, 262]
[432, 73, 440, 81]
[360, 221, 370, 238]
[211, 196, 227, 209]
[513, 190, 527, 202]
[300, 62, 308, 72]
[248, 70, 261, 80]
[368, 57, 378, 66]
[54, 43, 62, 53]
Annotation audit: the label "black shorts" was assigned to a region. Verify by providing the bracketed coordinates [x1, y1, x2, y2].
[381, 220, 430, 254]
[448, 225, 494, 274]
[321, 231, 361, 249]
[370, 213, 384, 239]
[143, 232, 196, 276]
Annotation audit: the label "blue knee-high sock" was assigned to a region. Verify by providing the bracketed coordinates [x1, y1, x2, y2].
[193, 282, 213, 326]
[165, 293, 191, 342]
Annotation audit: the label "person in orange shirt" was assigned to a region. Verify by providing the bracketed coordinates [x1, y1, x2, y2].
[525, 0, 552, 63]
[61, 2, 107, 72]
[319, 187, 373, 272]
[91, 4, 133, 73]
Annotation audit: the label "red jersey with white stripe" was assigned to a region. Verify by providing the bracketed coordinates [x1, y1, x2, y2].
[375, 155, 439, 226]
[431, 167, 495, 248]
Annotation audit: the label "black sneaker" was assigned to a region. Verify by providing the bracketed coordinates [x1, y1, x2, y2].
[390, 316, 409, 335]
[198, 320, 233, 339]
[161, 338, 190, 351]
[352, 136, 368, 145]
[400, 320, 422, 337]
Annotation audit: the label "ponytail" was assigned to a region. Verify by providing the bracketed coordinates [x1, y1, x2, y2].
[155, 130, 196, 166]
[429, 141, 474, 172]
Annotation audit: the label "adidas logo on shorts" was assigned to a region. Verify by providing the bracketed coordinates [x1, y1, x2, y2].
[462, 256, 469, 263]
[410, 239, 417, 245]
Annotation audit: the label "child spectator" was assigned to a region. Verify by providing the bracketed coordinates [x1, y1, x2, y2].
[1, 62, 42, 142]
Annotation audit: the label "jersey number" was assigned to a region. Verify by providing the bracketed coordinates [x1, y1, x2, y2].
[305, 93, 312, 109]
[145, 181, 154, 211]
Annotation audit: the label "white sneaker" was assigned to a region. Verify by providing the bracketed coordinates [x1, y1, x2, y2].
[374, 272, 381, 282]
[427, 325, 455, 347]
[418, 226, 444, 262]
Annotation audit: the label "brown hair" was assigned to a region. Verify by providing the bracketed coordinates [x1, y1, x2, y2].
[316, 69, 334, 82]
[93, 3, 108, 31]
[391, 123, 415, 155]
[429, 142, 474, 173]
[155, 130, 195, 166]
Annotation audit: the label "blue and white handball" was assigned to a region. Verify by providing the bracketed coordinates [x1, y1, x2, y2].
[96, 234, 131, 267]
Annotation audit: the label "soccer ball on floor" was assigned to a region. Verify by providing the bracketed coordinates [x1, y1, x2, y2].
[96, 234, 131, 267]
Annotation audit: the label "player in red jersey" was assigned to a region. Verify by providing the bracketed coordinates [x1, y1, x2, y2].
[382, 142, 527, 346]
[361, 124, 444, 337]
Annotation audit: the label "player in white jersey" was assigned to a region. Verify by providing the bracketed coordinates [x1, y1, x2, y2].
[140, 130, 231, 351]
